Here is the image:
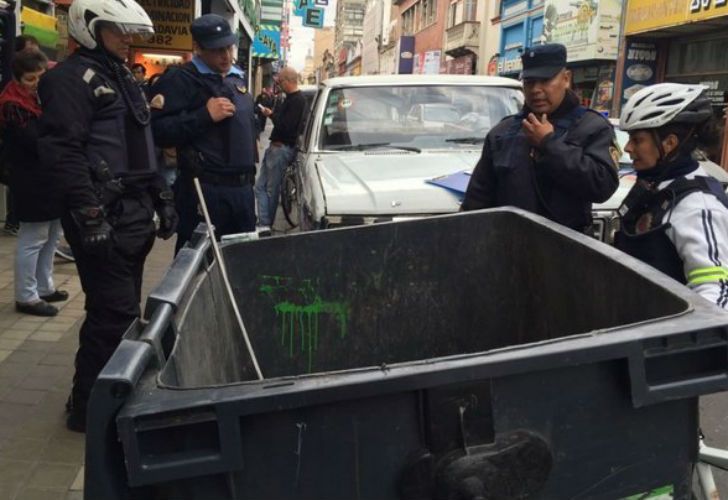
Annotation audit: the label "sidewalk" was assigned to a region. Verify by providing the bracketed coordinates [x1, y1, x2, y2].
[0, 130, 274, 500]
[0, 232, 174, 500]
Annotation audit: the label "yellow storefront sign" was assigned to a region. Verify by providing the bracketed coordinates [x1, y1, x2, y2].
[625, 0, 728, 35]
[133, 0, 194, 51]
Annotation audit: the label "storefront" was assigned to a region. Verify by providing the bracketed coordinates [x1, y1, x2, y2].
[616, 0, 728, 165]
[496, 0, 544, 79]
[440, 53, 474, 74]
[20, 6, 60, 58]
[542, 0, 621, 113]
[130, 0, 255, 87]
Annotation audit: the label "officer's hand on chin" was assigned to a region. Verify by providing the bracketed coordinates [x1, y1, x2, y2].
[207, 97, 236, 122]
[522, 113, 555, 147]
[156, 203, 179, 240]
[70, 207, 113, 256]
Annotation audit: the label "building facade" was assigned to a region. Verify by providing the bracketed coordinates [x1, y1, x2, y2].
[615, 0, 728, 165]
[495, 0, 544, 78]
[541, 0, 622, 111]
[313, 27, 336, 81]
[335, 0, 367, 64]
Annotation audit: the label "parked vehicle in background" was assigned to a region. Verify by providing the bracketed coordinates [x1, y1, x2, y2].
[291, 75, 523, 230]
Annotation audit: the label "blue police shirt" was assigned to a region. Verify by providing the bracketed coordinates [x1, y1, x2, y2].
[150, 57, 257, 176]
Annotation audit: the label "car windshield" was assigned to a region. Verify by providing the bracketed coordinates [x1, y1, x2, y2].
[319, 84, 523, 151]
[424, 105, 460, 122]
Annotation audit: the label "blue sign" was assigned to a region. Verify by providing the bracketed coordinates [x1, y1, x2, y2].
[252, 24, 281, 59]
[397, 35, 415, 74]
[293, 0, 310, 17]
[303, 7, 324, 27]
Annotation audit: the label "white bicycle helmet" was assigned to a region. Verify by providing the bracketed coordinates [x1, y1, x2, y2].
[620, 83, 713, 131]
[69, 0, 154, 50]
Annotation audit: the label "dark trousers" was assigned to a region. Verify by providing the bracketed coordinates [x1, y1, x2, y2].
[174, 176, 256, 253]
[62, 194, 156, 411]
[5, 187, 17, 226]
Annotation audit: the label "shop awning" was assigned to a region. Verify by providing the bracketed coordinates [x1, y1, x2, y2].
[21, 7, 59, 49]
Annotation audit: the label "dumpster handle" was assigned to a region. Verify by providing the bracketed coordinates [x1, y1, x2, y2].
[629, 333, 728, 406]
[193, 177, 264, 380]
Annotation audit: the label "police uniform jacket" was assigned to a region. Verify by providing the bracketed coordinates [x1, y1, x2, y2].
[149, 58, 257, 177]
[615, 159, 728, 309]
[462, 91, 619, 231]
[38, 48, 162, 210]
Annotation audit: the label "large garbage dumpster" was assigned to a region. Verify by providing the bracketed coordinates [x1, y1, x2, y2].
[86, 208, 728, 500]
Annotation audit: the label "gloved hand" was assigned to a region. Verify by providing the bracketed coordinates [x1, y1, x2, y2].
[70, 207, 113, 255]
[155, 191, 178, 240]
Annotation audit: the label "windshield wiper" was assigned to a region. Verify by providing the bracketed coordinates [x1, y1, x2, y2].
[445, 137, 485, 144]
[331, 142, 421, 153]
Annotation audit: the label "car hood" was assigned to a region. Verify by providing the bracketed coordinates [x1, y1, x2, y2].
[593, 174, 636, 212]
[315, 151, 479, 215]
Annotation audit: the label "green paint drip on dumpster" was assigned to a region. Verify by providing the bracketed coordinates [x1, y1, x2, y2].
[260, 276, 349, 372]
[621, 484, 674, 500]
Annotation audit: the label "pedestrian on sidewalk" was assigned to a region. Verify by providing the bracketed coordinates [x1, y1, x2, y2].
[0, 50, 68, 317]
[254, 86, 272, 136]
[150, 14, 258, 252]
[2, 36, 44, 237]
[255, 67, 308, 235]
[38, 0, 178, 432]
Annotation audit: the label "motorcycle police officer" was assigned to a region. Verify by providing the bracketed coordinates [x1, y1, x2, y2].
[616, 83, 728, 308]
[149, 14, 258, 253]
[38, 0, 178, 432]
[462, 43, 619, 232]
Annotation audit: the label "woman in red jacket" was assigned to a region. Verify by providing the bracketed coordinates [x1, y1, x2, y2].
[0, 50, 67, 316]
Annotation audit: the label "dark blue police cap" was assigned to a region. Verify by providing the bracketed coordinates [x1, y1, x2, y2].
[521, 43, 567, 80]
[191, 14, 238, 49]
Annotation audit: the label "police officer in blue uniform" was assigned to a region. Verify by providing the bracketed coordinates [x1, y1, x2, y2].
[462, 44, 619, 232]
[149, 14, 258, 253]
[38, 0, 178, 432]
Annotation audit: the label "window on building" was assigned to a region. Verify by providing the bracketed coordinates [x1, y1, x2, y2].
[448, 1, 457, 28]
[402, 7, 414, 34]
[464, 0, 476, 21]
[427, 0, 437, 25]
[403, 0, 438, 33]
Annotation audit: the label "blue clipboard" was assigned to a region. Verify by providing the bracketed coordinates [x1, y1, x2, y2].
[426, 170, 472, 195]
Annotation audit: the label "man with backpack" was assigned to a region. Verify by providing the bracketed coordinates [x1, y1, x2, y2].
[150, 14, 258, 252]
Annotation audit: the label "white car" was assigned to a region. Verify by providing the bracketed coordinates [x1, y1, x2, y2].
[591, 119, 728, 243]
[292, 74, 523, 230]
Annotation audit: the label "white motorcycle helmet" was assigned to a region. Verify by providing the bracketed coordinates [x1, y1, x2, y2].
[69, 0, 154, 50]
[620, 83, 713, 131]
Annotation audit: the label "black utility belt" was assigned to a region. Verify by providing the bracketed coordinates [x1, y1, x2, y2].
[195, 172, 255, 187]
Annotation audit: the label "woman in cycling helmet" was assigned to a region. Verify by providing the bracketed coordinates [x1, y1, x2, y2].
[616, 82, 728, 308]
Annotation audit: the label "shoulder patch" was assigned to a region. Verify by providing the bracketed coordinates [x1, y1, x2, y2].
[150, 94, 165, 110]
[82, 68, 96, 84]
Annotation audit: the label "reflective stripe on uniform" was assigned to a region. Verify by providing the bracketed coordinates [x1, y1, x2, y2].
[687, 266, 728, 286]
